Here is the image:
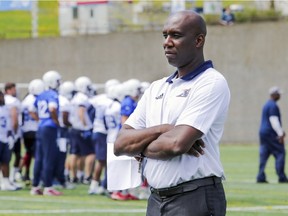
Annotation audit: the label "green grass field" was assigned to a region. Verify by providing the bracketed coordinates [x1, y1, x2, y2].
[0, 144, 288, 215]
[0, 0, 58, 39]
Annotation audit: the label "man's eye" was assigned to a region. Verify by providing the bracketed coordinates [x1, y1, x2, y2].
[163, 33, 168, 39]
[172, 34, 181, 38]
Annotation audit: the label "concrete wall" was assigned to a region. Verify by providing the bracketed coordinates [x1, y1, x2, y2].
[0, 21, 287, 144]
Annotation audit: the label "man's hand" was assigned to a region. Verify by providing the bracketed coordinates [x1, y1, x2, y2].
[187, 139, 205, 157]
[279, 134, 285, 144]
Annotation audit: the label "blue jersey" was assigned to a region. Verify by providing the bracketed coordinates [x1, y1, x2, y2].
[34, 90, 59, 128]
[120, 96, 137, 117]
[259, 99, 281, 136]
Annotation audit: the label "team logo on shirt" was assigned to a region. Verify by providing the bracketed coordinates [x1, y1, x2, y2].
[176, 88, 191, 97]
[155, 93, 164, 100]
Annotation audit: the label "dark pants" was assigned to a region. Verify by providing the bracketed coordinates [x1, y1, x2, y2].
[257, 134, 287, 182]
[33, 126, 58, 187]
[147, 181, 226, 216]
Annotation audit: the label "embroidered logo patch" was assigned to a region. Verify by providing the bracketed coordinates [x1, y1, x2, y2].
[155, 93, 164, 100]
[176, 88, 191, 97]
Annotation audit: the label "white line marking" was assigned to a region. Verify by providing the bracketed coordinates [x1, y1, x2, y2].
[0, 196, 287, 214]
[228, 205, 288, 211]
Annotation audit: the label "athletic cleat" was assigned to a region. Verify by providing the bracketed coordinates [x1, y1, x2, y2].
[43, 187, 63, 196]
[111, 191, 129, 200]
[126, 193, 139, 200]
[110, 192, 139, 200]
[1, 182, 18, 191]
[70, 177, 79, 184]
[88, 185, 105, 195]
[11, 182, 22, 190]
[30, 187, 43, 195]
[15, 172, 23, 182]
[82, 176, 91, 185]
[62, 182, 76, 190]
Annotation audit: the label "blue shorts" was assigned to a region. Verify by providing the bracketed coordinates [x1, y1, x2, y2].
[92, 132, 107, 161]
[0, 142, 12, 164]
[70, 129, 94, 156]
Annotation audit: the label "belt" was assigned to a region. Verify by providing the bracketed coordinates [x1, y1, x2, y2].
[150, 176, 221, 198]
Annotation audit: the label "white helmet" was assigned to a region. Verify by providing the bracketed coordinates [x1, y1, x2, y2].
[105, 79, 120, 94]
[42, 70, 61, 90]
[74, 76, 92, 95]
[123, 78, 141, 98]
[28, 79, 45, 96]
[140, 81, 150, 94]
[107, 83, 125, 102]
[59, 81, 75, 100]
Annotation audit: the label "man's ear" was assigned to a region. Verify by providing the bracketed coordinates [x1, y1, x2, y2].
[195, 34, 205, 48]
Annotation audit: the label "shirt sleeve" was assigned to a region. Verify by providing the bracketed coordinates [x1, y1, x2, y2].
[269, 116, 284, 136]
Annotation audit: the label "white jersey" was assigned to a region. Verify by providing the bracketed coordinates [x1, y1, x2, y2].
[4, 94, 21, 138]
[70, 92, 93, 131]
[89, 94, 113, 134]
[21, 94, 38, 133]
[0, 105, 12, 143]
[126, 66, 231, 188]
[58, 95, 71, 128]
[104, 100, 121, 143]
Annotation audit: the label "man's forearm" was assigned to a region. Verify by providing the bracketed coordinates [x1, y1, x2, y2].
[114, 124, 173, 157]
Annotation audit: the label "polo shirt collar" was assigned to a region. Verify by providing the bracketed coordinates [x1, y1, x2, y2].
[166, 60, 214, 83]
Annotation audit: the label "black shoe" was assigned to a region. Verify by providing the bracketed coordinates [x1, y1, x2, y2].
[279, 179, 288, 183]
[257, 180, 269, 183]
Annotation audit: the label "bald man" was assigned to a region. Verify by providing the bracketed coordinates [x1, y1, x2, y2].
[114, 11, 230, 216]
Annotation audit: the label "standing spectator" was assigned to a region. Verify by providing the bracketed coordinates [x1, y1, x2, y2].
[4, 82, 22, 183]
[257, 86, 288, 183]
[0, 90, 21, 191]
[114, 11, 230, 215]
[30, 70, 62, 196]
[20, 79, 44, 186]
[220, 6, 235, 26]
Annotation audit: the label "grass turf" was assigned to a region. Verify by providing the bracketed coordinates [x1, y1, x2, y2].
[0, 144, 288, 215]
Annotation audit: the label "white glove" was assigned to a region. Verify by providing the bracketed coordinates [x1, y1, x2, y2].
[7, 136, 15, 150]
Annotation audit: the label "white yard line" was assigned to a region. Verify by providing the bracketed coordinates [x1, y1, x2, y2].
[228, 205, 288, 212]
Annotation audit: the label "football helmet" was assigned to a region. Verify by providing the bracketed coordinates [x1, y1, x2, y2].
[107, 83, 125, 102]
[42, 70, 61, 90]
[59, 81, 75, 100]
[105, 79, 120, 94]
[28, 79, 45, 96]
[74, 76, 92, 95]
[123, 78, 141, 98]
[140, 81, 150, 94]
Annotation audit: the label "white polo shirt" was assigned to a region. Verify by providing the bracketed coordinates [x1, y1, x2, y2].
[125, 61, 230, 188]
